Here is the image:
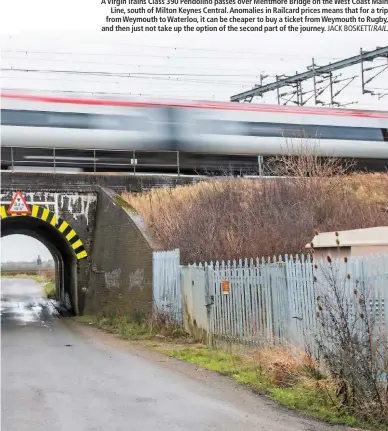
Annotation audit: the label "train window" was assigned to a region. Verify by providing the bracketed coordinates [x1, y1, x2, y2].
[382, 129, 388, 142]
[196, 119, 384, 142]
[1, 109, 149, 132]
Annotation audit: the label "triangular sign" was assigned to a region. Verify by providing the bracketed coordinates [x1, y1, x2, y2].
[7, 191, 31, 215]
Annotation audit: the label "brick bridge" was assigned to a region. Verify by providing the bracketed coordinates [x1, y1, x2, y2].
[0, 172, 199, 317]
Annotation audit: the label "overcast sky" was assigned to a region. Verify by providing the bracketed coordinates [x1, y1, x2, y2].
[1, 18, 388, 262]
[0, 33, 387, 109]
[1, 235, 52, 263]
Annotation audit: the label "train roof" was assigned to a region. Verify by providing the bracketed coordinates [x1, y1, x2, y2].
[2, 91, 388, 119]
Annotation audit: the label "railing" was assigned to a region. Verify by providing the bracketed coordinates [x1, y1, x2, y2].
[1, 146, 268, 176]
[1, 146, 183, 175]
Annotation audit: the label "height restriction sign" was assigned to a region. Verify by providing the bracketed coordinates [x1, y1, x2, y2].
[7, 191, 31, 215]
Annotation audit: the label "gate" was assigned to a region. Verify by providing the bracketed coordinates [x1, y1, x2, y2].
[152, 249, 182, 324]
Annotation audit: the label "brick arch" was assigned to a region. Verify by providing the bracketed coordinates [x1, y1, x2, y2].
[0, 204, 87, 260]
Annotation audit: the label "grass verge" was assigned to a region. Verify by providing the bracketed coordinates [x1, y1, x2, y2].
[74, 315, 384, 430]
[75, 314, 190, 342]
[1, 273, 48, 283]
[75, 315, 153, 340]
[43, 281, 56, 299]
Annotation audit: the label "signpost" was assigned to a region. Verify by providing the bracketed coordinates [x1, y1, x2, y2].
[7, 191, 31, 215]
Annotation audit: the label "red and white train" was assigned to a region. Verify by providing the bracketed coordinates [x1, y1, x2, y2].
[1, 91, 388, 172]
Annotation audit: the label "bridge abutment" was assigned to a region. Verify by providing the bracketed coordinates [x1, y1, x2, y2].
[82, 188, 156, 319]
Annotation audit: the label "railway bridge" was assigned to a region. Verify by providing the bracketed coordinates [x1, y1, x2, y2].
[0, 172, 197, 316]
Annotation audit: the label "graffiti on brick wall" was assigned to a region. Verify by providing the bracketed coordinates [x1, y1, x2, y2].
[58, 193, 97, 225]
[129, 269, 144, 291]
[105, 268, 121, 290]
[0, 191, 97, 225]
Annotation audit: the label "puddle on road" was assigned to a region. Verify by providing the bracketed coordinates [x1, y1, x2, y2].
[0, 296, 59, 326]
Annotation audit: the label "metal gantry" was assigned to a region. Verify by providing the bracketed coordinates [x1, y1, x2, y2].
[230, 46, 388, 107]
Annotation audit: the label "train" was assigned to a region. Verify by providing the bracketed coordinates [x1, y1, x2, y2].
[1, 91, 388, 174]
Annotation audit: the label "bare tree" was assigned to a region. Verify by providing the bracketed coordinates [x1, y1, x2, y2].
[266, 132, 356, 178]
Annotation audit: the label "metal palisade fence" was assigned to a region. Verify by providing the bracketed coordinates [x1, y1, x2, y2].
[204, 255, 318, 348]
[153, 251, 388, 358]
[152, 248, 182, 324]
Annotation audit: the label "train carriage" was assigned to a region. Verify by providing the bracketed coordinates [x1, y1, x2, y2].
[1, 91, 388, 173]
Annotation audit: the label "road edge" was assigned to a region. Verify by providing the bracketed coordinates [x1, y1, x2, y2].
[64, 317, 366, 431]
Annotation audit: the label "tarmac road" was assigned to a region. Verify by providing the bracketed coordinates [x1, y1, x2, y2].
[1, 278, 357, 431]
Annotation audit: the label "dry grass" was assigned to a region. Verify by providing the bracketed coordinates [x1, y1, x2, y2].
[248, 346, 312, 388]
[343, 173, 388, 205]
[122, 173, 388, 264]
[38, 269, 55, 282]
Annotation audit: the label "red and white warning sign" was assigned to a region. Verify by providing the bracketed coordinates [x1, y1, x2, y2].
[7, 191, 31, 215]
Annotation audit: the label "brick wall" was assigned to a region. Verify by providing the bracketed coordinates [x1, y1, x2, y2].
[83, 188, 157, 319]
[1, 172, 203, 192]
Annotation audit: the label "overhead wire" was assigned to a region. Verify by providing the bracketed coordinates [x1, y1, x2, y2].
[2, 38, 346, 60]
[2, 49, 294, 62]
[1, 61, 269, 78]
[8, 47, 386, 64]
[2, 74, 252, 88]
[1, 86, 384, 108]
[3, 49, 386, 88]
[2, 66, 286, 87]
[7, 53, 383, 78]
[5, 36, 386, 64]
[0, 76, 250, 97]
[1, 54, 273, 76]
[2, 48, 386, 109]
[2, 67, 385, 95]
[0, 86, 222, 99]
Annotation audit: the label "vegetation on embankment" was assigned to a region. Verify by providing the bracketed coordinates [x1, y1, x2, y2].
[114, 194, 138, 214]
[74, 314, 385, 430]
[121, 172, 388, 263]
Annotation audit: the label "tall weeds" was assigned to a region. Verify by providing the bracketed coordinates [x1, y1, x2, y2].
[123, 173, 388, 264]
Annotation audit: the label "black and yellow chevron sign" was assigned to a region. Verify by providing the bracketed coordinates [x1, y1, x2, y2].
[0, 204, 88, 260]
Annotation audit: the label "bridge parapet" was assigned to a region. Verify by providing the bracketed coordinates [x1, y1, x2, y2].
[0, 172, 203, 193]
